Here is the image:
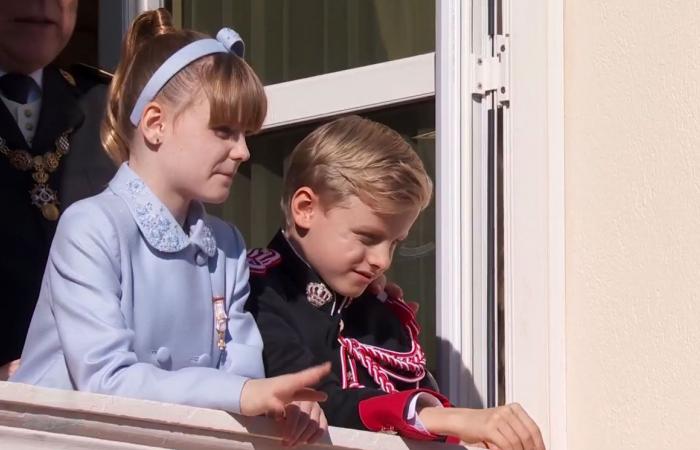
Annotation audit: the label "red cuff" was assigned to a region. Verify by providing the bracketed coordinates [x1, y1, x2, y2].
[358, 388, 453, 441]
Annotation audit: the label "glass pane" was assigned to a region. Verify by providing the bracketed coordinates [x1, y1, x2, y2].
[207, 100, 438, 374]
[170, 0, 435, 84]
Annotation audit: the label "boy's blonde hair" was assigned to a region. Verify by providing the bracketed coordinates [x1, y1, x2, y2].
[282, 115, 433, 228]
[101, 8, 267, 164]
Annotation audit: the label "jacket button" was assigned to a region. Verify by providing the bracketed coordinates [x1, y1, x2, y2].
[194, 251, 208, 266]
[191, 353, 211, 367]
[151, 346, 172, 369]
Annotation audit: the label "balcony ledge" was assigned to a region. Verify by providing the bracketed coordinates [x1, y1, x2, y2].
[0, 381, 472, 449]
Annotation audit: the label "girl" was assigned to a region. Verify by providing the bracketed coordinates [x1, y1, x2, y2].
[12, 8, 328, 443]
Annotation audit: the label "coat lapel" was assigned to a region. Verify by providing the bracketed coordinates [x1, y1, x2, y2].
[32, 67, 84, 153]
[0, 100, 29, 149]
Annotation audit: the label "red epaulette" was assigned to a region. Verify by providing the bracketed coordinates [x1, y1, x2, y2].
[384, 296, 422, 336]
[246, 248, 281, 275]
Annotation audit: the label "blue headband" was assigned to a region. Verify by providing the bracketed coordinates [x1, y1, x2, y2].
[129, 27, 245, 126]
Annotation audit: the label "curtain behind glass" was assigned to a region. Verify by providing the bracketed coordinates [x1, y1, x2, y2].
[172, 0, 435, 84]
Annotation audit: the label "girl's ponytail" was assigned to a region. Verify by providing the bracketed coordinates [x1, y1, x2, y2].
[101, 9, 175, 163]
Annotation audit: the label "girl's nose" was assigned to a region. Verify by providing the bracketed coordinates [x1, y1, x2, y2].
[230, 137, 250, 162]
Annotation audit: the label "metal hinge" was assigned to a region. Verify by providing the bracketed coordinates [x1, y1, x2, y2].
[472, 35, 510, 105]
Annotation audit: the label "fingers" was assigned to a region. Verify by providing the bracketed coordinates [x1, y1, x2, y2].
[284, 362, 331, 390]
[384, 282, 404, 299]
[291, 387, 328, 403]
[497, 419, 524, 450]
[485, 404, 543, 450]
[309, 408, 328, 443]
[509, 403, 545, 450]
[367, 274, 387, 294]
[294, 402, 323, 446]
[407, 301, 420, 314]
[267, 398, 286, 421]
[0, 359, 20, 381]
[282, 402, 302, 446]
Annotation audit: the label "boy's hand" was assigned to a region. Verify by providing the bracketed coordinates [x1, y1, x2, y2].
[278, 401, 328, 447]
[367, 275, 420, 313]
[418, 403, 545, 450]
[0, 359, 20, 381]
[239, 362, 331, 417]
[367, 274, 404, 299]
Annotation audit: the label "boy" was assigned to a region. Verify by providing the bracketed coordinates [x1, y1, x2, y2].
[245, 116, 544, 449]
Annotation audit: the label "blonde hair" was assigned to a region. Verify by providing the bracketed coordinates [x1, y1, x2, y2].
[101, 8, 267, 163]
[282, 115, 433, 227]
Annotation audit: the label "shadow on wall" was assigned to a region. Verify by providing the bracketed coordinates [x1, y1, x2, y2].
[436, 337, 484, 409]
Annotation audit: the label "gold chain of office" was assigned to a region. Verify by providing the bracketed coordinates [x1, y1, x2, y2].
[0, 130, 72, 221]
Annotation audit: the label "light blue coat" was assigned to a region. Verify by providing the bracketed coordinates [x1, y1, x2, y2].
[11, 163, 264, 413]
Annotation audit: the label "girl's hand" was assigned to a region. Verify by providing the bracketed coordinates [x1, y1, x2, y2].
[0, 359, 20, 381]
[239, 362, 331, 418]
[278, 400, 328, 447]
[419, 403, 546, 450]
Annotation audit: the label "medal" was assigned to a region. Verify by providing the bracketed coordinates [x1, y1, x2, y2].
[212, 296, 228, 351]
[0, 131, 72, 221]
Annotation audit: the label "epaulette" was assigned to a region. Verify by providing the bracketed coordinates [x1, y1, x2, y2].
[384, 296, 422, 336]
[70, 63, 113, 83]
[247, 248, 281, 275]
[61, 63, 112, 94]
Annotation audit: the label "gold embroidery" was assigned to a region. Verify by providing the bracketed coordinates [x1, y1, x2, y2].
[0, 131, 72, 221]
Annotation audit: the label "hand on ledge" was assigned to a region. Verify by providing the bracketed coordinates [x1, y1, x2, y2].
[277, 400, 328, 447]
[418, 402, 546, 450]
[0, 359, 20, 381]
[239, 362, 330, 418]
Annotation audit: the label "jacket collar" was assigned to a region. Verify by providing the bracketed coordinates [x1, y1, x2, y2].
[109, 163, 217, 257]
[268, 230, 344, 314]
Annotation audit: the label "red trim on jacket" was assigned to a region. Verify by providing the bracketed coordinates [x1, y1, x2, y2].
[358, 388, 458, 442]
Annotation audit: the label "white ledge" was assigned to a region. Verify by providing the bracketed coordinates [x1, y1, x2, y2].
[0, 381, 471, 449]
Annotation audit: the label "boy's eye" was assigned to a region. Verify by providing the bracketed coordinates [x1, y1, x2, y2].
[357, 232, 394, 247]
[356, 233, 380, 245]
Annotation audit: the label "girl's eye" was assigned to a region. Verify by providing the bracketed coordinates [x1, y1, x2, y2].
[213, 127, 239, 140]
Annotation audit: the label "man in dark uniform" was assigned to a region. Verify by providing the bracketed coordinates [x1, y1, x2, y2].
[0, 0, 116, 370]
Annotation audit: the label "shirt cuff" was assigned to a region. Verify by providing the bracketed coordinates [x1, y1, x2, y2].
[405, 392, 444, 432]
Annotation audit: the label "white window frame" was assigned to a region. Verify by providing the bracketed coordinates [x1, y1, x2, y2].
[261, 53, 434, 130]
[504, 0, 566, 449]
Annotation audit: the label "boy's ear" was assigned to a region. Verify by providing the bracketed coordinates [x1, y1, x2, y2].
[139, 101, 166, 147]
[290, 187, 320, 230]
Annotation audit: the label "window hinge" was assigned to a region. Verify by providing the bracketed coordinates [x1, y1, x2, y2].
[472, 35, 510, 105]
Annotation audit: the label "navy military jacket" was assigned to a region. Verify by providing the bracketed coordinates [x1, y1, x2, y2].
[0, 65, 116, 365]
[245, 231, 450, 440]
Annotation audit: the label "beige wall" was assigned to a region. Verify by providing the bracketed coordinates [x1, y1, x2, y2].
[565, 1, 700, 449]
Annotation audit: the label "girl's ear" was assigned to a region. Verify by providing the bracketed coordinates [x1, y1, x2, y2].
[290, 187, 321, 230]
[139, 101, 166, 147]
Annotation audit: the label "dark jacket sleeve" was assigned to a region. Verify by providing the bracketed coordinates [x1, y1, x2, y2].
[245, 280, 446, 439]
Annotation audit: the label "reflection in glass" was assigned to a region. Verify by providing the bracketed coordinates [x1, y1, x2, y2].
[207, 101, 438, 374]
[170, 0, 435, 84]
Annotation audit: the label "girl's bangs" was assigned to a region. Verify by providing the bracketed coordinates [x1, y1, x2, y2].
[205, 56, 267, 134]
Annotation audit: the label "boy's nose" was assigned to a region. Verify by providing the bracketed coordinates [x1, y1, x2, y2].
[368, 245, 392, 272]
